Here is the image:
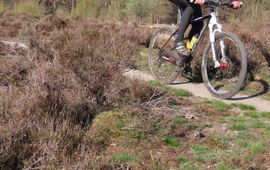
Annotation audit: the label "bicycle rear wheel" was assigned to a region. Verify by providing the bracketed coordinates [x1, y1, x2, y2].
[201, 32, 247, 99]
[148, 26, 180, 84]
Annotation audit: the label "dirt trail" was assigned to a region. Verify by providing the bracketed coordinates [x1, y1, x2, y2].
[124, 69, 270, 112]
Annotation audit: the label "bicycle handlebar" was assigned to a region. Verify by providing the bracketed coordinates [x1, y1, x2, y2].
[190, 0, 243, 9]
[205, 1, 231, 8]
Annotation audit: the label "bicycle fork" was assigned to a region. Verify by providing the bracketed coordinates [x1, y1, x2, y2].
[209, 12, 227, 68]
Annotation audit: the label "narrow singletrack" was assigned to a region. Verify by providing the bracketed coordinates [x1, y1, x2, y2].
[124, 69, 270, 112]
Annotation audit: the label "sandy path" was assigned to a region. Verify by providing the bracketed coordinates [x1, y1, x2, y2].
[124, 69, 270, 112]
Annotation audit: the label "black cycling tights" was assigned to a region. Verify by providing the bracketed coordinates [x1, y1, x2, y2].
[169, 0, 204, 43]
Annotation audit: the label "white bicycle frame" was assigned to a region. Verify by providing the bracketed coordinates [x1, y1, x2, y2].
[208, 11, 227, 68]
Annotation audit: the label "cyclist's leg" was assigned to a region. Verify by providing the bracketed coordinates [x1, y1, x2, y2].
[189, 4, 203, 39]
[169, 0, 194, 43]
[169, 0, 194, 57]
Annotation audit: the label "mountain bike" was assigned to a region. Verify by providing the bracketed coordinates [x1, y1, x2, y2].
[148, 0, 247, 99]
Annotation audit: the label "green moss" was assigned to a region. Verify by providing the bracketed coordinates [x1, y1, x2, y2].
[165, 137, 181, 147]
[86, 111, 126, 145]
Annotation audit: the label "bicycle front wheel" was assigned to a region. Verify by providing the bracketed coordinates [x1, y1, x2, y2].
[148, 26, 180, 84]
[201, 32, 247, 99]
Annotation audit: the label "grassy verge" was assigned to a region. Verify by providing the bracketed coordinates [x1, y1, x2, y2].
[87, 95, 270, 169]
[148, 80, 193, 97]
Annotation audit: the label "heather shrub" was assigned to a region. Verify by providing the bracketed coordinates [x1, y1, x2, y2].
[0, 15, 152, 169]
[225, 23, 270, 79]
[0, 12, 37, 38]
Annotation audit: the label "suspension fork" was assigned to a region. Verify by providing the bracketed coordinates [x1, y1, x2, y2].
[208, 11, 224, 68]
[220, 38, 227, 61]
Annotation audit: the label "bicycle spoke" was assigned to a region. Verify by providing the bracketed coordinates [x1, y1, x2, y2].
[148, 27, 181, 84]
[202, 32, 247, 99]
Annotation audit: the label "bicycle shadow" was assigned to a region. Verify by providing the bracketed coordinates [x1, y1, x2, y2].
[171, 74, 202, 85]
[228, 79, 270, 101]
[172, 78, 270, 101]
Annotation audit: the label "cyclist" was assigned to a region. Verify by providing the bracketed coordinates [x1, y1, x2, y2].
[169, 0, 242, 58]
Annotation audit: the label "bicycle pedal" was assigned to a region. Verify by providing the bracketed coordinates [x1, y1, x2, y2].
[182, 67, 192, 76]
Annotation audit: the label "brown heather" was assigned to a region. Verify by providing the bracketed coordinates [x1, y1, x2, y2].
[0, 13, 154, 169]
